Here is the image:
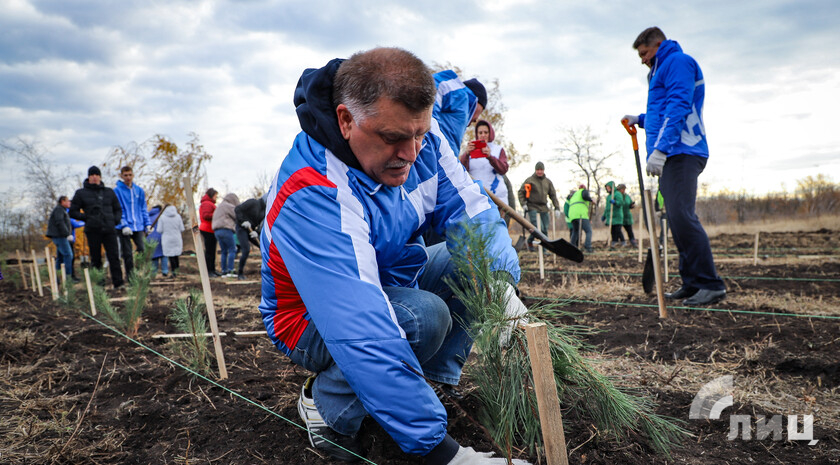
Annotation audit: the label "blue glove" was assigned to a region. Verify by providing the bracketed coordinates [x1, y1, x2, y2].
[610, 198, 616, 205]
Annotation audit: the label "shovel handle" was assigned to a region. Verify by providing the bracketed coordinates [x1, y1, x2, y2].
[621, 119, 639, 151]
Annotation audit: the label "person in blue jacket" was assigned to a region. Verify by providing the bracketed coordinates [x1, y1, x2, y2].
[260, 47, 528, 464]
[622, 26, 725, 306]
[113, 166, 151, 280]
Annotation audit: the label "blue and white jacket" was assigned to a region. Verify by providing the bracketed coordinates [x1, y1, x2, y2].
[114, 180, 151, 231]
[259, 59, 519, 455]
[433, 70, 478, 156]
[638, 40, 709, 160]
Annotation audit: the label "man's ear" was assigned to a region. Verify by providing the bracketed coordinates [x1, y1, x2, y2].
[336, 104, 353, 140]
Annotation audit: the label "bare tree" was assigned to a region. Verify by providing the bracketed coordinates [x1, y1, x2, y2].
[552, 126, 617, 217]
[0, 138, 75, 226]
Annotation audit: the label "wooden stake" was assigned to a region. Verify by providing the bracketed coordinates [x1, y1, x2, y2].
[536, 215, 545, 280]
[84, 268, 96, 316]
[551, 210, 556, 266]
[152, 331, 265, 339]
[30, 262, 37, 291]
[16, 249, 28, 290]
[663, 218, 669, 283]
[183, 176, 228, 379]
[524, 323, 569, 465]
[60, 267, 68, 297]
[753, 231, 760, 266]
[46, 246, 59, 300]
[643, 190, 667, 318]
[638, 233, 643, 263]
[31, 249, 44, 297]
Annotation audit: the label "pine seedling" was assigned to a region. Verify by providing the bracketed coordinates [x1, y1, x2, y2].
[121, 239, 156, 337]
[169, 290, 212, 377]
[445, 224, 687, 459]
[57, 274, 81, 310]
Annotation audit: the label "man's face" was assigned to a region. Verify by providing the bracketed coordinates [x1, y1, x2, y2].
[637, 43, 660, 68]
[120, 170, 134, 186]
[476, 125, 490, 142]
[88, 174, 101, 185]
[337, 98, 431, 187]
[470, 103, 484, 124]
[535, 169, 545, 177]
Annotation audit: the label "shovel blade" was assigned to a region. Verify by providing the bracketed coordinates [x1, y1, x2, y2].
[642, 248, 655, 294]
[542, 237, 584, 263]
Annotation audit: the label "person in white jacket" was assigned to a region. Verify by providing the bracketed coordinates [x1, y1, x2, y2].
[156, 205, 184, 277]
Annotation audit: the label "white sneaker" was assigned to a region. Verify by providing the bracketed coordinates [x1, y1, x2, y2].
[297, 376, 363, 462]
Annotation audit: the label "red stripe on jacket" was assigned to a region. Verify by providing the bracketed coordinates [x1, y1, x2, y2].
[266, 167, 337, 349]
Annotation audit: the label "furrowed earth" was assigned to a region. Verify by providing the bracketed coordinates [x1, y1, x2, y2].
[1, 229, 838, 464]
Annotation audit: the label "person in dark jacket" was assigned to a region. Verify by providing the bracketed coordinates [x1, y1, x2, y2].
[199, 188, 220, 276]
[623, 26, 725, 305]
[69, 166, 124, 288]
[517, 162, 561, 252]
[233, 194, 266, 280]
[46, 196, 78, 282]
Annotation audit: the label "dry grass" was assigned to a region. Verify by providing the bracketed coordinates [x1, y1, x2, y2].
[704, 215, 840, 237]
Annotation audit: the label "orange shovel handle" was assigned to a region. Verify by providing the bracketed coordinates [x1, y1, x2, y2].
[621, 118, 639, 151]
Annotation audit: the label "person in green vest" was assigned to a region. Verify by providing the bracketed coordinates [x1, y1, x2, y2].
[567, 184, 594, 253]
[655, 189, 667, 246]
[517, 162, 561, 252]
[617, 184, 638, 247]
[563, 189, 574, 239]
[601, 181, 625, 248]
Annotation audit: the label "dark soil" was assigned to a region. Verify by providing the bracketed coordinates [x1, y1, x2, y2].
[1, 229, 838, 464]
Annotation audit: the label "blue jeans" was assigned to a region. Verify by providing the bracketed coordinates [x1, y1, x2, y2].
[151, 256, 169, 275]
[526, 209, 550, 244]
[214, 228, 236, 274]
[570, 218, 592, 250]
[289, 242, 469, 436]
[52, 237, 74, 278]
[659, 154, 725, 291]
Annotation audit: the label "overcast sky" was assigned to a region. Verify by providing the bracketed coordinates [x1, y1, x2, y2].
[2, 0, 839, 208]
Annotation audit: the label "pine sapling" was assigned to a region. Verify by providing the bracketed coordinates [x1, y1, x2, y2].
[169, 289, 212, 377]
[445, 224, 687, 460]
[121, 239, 156, 337]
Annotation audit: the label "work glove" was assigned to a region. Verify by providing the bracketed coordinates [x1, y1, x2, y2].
[249, 230, 258, 241]
[121, 226, 132, 236]
[67, 235, 74, 242]
[499, 283, 529, 348]
[241, 220, 252, 230]
[609, 198, 616, 204]
[146, 225, 153, 234]
[646, 149, 667, 176]
[622, 114, 639, 126]
[447, 446, 531, 465]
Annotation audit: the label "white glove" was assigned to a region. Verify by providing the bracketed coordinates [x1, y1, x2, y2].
[121, 226, 132, 236]
[249, 230, 258, 240]
[499, 283, 529, 348]
[448, 446, 531, 465]
[146, 225, 153, 234]
[622, 114, 639, 126]
[646, 149, 667, 176]
[242, 220, 252, 230]
[67, 235, 74, 242]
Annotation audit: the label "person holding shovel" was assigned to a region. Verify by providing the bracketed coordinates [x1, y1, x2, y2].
[517, 162, 561, 253]
[603, 181, 625, 248]
[617, 183, 638, 247]
[622, 26, 725, 306]
[260, 47, 528, 464]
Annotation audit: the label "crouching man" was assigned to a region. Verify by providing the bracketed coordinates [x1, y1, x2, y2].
[259, 47, 529, 464]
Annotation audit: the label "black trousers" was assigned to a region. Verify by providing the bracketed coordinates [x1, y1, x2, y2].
[86, 230, 123, 287]
[659, 154, 725, 291]
[119, 231, 145, 279]
[610, 225, 625, 243]
[236, 226, 252, 275]
[622, 224, 635, 241]
[200, 230, 217, 273]
[168, 255, 180, 273]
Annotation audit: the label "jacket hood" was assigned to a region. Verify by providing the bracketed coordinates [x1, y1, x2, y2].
[651, 40, 681, 75]
[294, 58, 362, 171]
[163, 205, 179, 217]
[222, 193, 240, 206]
[606, 181, 615, 190]
[474, 119, 496, 142]
[201, 193, 215, 203]
[83, 179, 105, 189]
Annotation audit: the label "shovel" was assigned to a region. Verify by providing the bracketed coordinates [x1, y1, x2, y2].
[621, 119, 656, 293]
[484, 190, 584, 263]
